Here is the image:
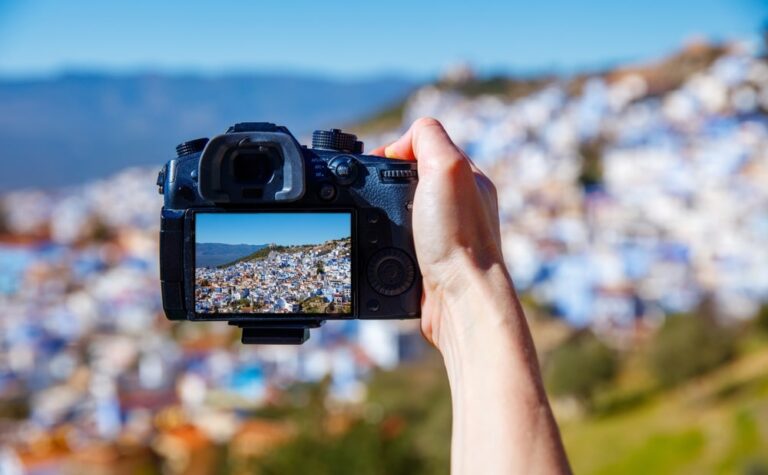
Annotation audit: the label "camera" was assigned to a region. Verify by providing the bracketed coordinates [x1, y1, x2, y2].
[157, 122, 421, 344]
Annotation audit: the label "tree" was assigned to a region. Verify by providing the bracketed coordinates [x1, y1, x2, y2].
[577, 139, 605, 191]
[754, 303, 768, 335]
[87, 215, 113, 242]
[544, 330, 618, 407]
[0, 202, 8, 234]
[648, 299, 736, 388]
[248, 377, 428, 475]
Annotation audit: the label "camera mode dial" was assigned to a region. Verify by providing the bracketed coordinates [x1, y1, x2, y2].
[176, 138, 209, 158]
[312, 129, 363, 154]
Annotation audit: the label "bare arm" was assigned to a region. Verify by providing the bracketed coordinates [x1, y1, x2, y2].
[373, 118, 571, 474]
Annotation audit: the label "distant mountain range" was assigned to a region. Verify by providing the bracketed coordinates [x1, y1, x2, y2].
[0, 72, 417, 189]
[195, 242, 267, 268]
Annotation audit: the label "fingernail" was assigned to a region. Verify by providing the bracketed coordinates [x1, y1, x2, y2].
[384, 146, 397, 159]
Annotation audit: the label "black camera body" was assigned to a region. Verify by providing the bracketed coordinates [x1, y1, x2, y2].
[158, 122, 421, 344]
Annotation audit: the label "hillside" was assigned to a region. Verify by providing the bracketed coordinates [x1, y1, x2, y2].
[195, 242, 266, 268]
[0, 39, 766, 474]
[0, 73, 416, 189]
[559, 344, 768, 474]
[348, 41, 768, 336]
[217, 237, 350, 268]
[246, 328, 768, 474]
[350, 42, 729, 136]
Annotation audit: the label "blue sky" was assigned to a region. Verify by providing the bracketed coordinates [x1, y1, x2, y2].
[0, 0, 764, 78]
[196, 213, 351, 246]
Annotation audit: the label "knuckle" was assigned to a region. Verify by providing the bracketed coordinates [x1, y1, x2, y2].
[434, 154, 469, 177]
[413, 116, 444, 130]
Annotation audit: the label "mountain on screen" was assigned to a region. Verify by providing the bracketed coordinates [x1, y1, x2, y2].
[195, 242, 267, 268]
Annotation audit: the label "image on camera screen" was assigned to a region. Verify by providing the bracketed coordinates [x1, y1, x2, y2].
[194, 212, 352, 315]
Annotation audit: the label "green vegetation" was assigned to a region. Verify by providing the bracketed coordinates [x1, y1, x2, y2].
[591, 428, 707, 475]
[224, 297, 768, 475]
[250, 354, 451, 474]
[567, 43, 727, 97]
[577, 139, 605, 189]
[300, 296, 328, 313]
[300, 296, 334, 313]
[560, 347, 768, 474]
[0, 202, 8, 234]
[0, 396, 30, 419]
[256, 420, 425, 475]
[624, 43, 727, 97]
[351, 44, 728, 138]
[544, 330, 619, 407]
[351, 100, 409, 135]
[217, 237, 351, 269]
[299, 296, 350, 314]
[648, 302, 737, 388]
[754, 304, 768, 335]
[350, 77, 552, 135]
[231, 298, 251, 310]
[436, 75, 553, 100]
[87, 215, 113, 242]
[229, 329, 768, 475]
[217, 245, 292, 268]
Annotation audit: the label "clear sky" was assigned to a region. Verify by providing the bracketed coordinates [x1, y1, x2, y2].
[196, 213, 351, 246]
[0, 0, 764, 78]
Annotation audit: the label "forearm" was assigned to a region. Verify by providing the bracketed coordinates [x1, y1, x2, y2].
[376, 117, 569, 473]
[434, 261, 571, 475]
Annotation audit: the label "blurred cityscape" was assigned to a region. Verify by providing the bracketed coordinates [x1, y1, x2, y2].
[1, 39, 767, 474]
[194, 238, 353, 314]
[399, 41, 768, 343]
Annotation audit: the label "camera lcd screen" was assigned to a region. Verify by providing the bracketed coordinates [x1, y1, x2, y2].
[194, 212, 352, 315]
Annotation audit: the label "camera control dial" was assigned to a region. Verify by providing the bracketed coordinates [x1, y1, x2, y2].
[367, 248, 416, 296]
[312, 129, 363, 153]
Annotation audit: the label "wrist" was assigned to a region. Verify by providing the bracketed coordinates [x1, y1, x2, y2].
[428, 252, 547, 393]
[429, 252, 524, 352]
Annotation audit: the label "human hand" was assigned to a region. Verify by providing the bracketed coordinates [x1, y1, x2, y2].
[371, 117, 571, 474]
[371, 117, 510, 350]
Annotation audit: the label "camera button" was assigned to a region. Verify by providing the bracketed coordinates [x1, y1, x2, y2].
[366, 232, 379, 245]
[366, 211, 380, 224]
[178, 185, 196, 202]
[329, 155, 358, 185]
[366, 299, 380, 312]
[318, 182, 337, 201]
[367, 248, 416, 297]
